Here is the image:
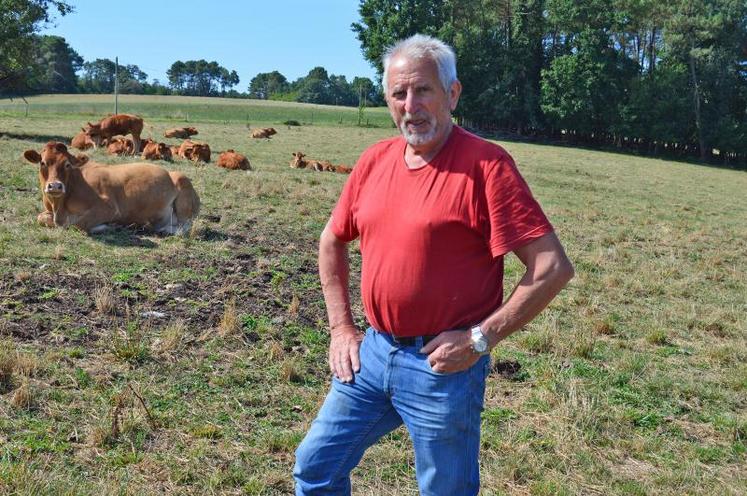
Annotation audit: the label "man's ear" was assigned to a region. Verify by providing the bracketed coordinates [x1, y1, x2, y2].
[23, 150, 41, 164]
[74, 154, 89, 167]
[448, 79, 462, 112]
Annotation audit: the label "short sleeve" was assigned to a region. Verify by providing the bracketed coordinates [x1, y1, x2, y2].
[484, 155, 554, 257]
[330, 161, 362, 242]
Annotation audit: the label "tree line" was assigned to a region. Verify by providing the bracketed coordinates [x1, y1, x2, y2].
[0, 2, 381, 106]
[353, 0, 747, 164]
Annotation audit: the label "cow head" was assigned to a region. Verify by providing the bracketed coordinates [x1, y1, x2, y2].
[157, 143, 172, 160]
[290, 152, 306, 168]
[23, 142, 88, 199]
[83, 121, 103, 145]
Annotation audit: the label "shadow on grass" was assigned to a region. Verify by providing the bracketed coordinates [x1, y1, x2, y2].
[0, 131, 72, 146]
[91, 229, 158, 248]
[195, 227, 228, 242]
[470, 129, 747, 172]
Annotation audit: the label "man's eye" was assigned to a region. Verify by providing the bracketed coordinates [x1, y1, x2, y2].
[392, 91, 405, 99]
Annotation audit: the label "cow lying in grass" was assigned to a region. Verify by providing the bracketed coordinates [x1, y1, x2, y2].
[23, 142, 200, 235]
[164, 127, 198, 139]
[106, 137, 150, 156]
[177, 140, 211, 163]
[290, 152, 352, 174]
[250, 127, 276, 139]
[217, 150, 251, 170]
[142, 141, 173, 161]
[70, 131, 95, 150]
[84, 114, 144, 156]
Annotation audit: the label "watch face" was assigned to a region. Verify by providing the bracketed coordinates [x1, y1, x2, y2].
[473, 339, 488, 353]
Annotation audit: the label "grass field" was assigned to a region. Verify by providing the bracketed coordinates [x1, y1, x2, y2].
[0, 94, 745, 495]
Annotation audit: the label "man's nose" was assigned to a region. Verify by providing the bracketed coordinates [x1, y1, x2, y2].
[404, 90, 419, 114]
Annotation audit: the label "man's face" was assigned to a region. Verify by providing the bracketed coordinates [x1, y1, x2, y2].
[385, 56, 461, 151]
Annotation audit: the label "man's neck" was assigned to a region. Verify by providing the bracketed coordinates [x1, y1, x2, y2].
[404, 122, 454, 170]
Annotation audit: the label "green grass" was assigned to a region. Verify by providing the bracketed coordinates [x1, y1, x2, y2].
[0, 94, 745, 495]
[0, 93, 394, 128]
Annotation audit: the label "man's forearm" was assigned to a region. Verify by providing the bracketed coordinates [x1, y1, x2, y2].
[318, 225, 355, 332]
[482, 248, 574, 347]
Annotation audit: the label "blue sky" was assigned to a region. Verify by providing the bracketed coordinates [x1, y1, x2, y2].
[42, 0, 379, 89]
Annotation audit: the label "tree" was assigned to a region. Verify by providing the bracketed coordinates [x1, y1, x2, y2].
[167, 59, 239, 96]
[352, 0, 451, 75]
[249, 70, 289, 99]
[0, 0, 73, 95]
[296, 66, 332, 104]
[29, 34, 82, 93]
[79, 58, 147, 94]
[79, 58, 116, 93]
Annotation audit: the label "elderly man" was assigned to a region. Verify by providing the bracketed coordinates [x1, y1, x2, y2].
[294, 34, 574, 495]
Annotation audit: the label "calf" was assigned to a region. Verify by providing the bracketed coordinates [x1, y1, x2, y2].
[84, 114, 144, 155]
[216, 150, 251, 170]
[290, 152, 350, 173]
[250, 127, 277, 139]
[70, 130, 94, 150]
[23, 142, 199, 234]
[142, 141, 173, 161]
[178, 140, 211, 163]
[164, 127, 198, 139]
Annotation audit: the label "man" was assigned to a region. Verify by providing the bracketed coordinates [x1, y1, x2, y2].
[294, 34, 574, 495]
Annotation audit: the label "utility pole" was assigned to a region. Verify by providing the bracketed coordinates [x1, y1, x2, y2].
[114, 56, 119, 114]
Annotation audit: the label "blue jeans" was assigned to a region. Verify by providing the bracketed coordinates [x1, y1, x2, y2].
[294, 328, 491, 495]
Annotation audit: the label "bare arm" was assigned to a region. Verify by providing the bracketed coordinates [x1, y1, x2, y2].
[422, 231, 574, 373]
[319, 217, 362, 383]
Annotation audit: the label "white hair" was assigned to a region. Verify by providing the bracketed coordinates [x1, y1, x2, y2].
[382, 34, 458, 95]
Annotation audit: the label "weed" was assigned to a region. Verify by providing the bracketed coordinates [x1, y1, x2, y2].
[0, 341, 16, 393]
[93, 285, 116, 315]
[646, 329, 670, 346]
[110, 322, 149, 364]
[219, 298, 240, 336]
[280, 358, 304, 383]
[10, 380, 33, 410]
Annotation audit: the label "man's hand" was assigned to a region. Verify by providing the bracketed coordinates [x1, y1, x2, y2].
[419, 329, 481, 374]
[328, 324, 362, 383]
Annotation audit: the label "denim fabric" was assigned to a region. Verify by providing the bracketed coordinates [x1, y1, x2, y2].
[294, 328, 491, 495]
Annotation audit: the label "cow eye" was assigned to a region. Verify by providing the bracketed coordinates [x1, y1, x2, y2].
[40, 161, 46, 167]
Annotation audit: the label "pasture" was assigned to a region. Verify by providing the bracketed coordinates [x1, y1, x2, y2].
[0, 95, 745, 495]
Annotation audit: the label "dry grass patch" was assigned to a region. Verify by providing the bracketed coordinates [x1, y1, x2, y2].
[153, 319, 189, 355]
[93, 285, 116, 315]
[0, 344, 16, 393]
[219, 298, 240, 336]
[10, 380, 34, 410]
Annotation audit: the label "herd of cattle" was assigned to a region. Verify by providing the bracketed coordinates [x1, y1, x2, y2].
[21, 113, 353, 234]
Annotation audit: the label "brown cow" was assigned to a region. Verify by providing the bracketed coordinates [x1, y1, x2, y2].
[290, 152, 350, 173]
[70, 130, 94, 150]
[23, 142, 199, 234]
[216, 150, 251, 170]
[164, 127, 198, 139]
[84, 114, 144, 155]
[142, 141, 173, 161]
[178, 140, 211, 163]
[107, 137, 135, 156]
[250, 127, 277, 139]
[107, 137, 149, 156]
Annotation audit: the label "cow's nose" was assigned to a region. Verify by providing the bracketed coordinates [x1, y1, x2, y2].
[45, 182, 64, 193]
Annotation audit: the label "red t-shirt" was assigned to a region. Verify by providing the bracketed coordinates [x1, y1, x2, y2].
[331, 125, 553, 337]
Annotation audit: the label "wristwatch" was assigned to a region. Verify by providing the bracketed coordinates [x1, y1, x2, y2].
[470, 325, 490, 355]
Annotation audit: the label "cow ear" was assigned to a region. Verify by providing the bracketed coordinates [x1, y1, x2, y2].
[54, 142, 68, 153]
[74, 154, 89, 167]
[23, 150, 41, 164]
